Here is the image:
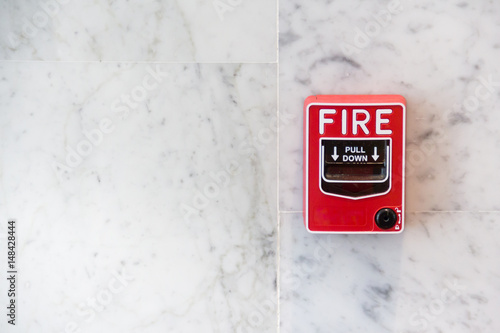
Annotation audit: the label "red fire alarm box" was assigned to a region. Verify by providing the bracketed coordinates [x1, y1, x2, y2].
[303, 95, 406, 233]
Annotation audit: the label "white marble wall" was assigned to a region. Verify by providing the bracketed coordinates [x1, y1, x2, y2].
[0, 1, 276, 62]
[0, 0, 499, 332]
[0, 62, 277, 333]
[279, 0, 500, 332]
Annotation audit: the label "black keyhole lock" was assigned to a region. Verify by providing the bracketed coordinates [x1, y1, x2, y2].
[375, 208, 397, 230]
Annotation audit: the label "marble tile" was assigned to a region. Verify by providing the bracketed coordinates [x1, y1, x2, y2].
[279, 212, 500, 333]
[0, 62, 277, 332]
[279, 0, 500, 212]
[0, 0, 277, 62]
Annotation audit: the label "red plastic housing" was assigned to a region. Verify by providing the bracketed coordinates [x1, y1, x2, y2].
[303, 95, 406, 233]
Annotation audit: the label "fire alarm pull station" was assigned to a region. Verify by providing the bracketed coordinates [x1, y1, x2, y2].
[303, 95, 406, 233]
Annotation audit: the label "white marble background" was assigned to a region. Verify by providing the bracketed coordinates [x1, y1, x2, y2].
[0, 62, 277, 333]
[279, 0, 500, 332]
[0, 0, 276, 62]
[0, 0, 499, 332]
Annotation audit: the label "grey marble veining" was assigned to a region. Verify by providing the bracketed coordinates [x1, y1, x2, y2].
[280, 212, 500, 333]
[0, 0, 276, 62]
[0, 62, 277, 332]
[279, 0, 500, 212]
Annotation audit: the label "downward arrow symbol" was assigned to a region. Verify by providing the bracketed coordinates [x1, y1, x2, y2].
[331, 146, 339, 161]
[372, 146, 379, 161]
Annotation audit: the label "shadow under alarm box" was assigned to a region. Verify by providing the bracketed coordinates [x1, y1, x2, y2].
[303, 95, 406, 233]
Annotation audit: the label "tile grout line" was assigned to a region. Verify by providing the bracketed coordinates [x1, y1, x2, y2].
[276, 0, 280, 330]
[407, 210, 500, 213]
[279, 210, 500, 214]
[0, 60, 279, 64]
